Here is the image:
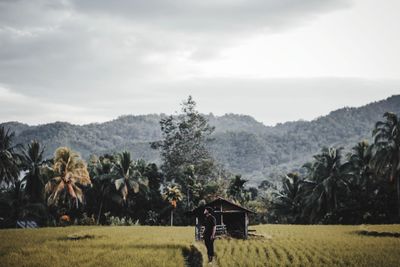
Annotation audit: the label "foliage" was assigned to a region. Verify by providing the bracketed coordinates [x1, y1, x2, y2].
[2, 95, 400, 185]
[152, 96, 218, 201]
[106, 215, 139, 226]
[271, 173, 304, 224]
[227, 174, 249, 204]
[44, 147, 91, 209]
[267, 112, 400, 224]
[20, 140, 47, 203]
[371, 112, 400, 217]
[0, 126, 22, 187]
[163, 185, 183, 226]
[113, 151, 149, 204]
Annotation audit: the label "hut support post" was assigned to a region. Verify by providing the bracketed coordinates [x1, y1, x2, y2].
[244, 212, 248, 239]
[220, 204, 224, 225]
[195, 217, 200, 241]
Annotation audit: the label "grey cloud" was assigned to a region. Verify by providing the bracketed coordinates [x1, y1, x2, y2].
[0, 0, 356, 119]
[71, 0, 350, 33]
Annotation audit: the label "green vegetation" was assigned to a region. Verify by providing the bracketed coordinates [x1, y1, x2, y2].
[2, 95, 399, 185]
[268, 111, 400, 224]
[0, 96, 400, 228]
[1, 96, 400, 266]
[1, 225, 400, 267]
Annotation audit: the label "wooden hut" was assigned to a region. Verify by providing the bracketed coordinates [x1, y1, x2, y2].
[187, 197, 255, 240]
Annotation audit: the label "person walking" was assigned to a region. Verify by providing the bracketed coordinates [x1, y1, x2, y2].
[203, 206, 216, 263]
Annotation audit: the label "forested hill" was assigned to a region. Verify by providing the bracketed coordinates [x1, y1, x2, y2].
[2, 95, 400, 185]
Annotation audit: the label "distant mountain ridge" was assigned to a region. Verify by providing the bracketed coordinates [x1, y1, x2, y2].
[2, 95, 400, 185]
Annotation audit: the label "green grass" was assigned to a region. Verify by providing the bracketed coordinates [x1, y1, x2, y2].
[1, 225, 400, 267]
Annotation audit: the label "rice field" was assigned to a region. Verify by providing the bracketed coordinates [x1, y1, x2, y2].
[1, 224, 400, 267]
[215, 224, 400, 267]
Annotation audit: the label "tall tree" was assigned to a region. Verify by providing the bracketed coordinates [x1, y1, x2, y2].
[152, 96, 218, 214]
[88, 154, 115, 224]
[163, 185, 183, 226]
[271, 173, 304, 224]
[346, 141, 373, 194]
[113, 151, 149, 204]
[45, 147, 91, 208]
[372, 112, 400, 218]
[21, 140, 46, 203]
[0, 127, 22, 187]
[302, 147, 350, 223]
[152, 96, 216, 207]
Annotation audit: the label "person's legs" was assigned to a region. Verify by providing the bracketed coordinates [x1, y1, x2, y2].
[204, 238, 214, 262]
[204, 237, 214, 262]
[209, 239, 214, 261]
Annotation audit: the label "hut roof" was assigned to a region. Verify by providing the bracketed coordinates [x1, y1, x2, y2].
[187, 197, 255, 216]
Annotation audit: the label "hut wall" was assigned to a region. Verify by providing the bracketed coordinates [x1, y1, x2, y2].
[223, 212, 245, 238]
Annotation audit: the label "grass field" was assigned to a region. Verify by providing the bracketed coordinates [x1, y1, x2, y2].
[1, 224, 400, 267]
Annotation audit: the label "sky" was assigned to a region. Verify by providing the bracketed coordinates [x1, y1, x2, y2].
[0, 0, 399, 126]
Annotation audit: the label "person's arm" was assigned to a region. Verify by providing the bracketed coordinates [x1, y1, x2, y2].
[211, 225, 216, 240]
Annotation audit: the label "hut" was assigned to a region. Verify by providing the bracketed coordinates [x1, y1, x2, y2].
[187, 197, 255, 240]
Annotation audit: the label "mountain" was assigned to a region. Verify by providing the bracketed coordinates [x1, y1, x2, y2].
[2, 95, 400, 186]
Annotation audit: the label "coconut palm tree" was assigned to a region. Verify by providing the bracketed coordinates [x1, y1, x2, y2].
[372, 112, 400, 218]
[271, 173, 304, 224]
[163, 185, 183, 226]
[113, 151, 149, 204]
[0, 180, 48, 227]
[88, 154, 115, 224]
[0, 127, 22, 187]
[21, 140, 46, 203]
[44, 147, 91, 208]
[337, 141, 377, 223]
[302, 147, 350, 223]
[347, 141, 373, 191]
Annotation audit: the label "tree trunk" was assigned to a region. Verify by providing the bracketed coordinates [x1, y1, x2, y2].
[170, 209, 174, 226]
[97, 198, 104, 225]
[397, 173, 400, 221]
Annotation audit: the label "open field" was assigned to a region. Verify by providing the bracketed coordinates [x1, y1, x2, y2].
[1, 225, 400, 267]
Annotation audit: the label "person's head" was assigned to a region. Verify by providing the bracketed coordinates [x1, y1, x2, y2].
[204, 206, 213, 216]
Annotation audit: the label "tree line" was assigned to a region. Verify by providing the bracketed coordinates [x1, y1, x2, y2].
[0, 97, 256, 227]
[0, 96, 399, 227]
[268, 112, 400, 224]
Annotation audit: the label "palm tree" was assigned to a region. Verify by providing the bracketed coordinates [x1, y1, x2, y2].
[372, 112, 400, 218]
[163, 185, 183, 226]
[0, 127, 22, 187]
[271, 173, 303, 224]
[113, 151, 149, 204]
[347, 141, 373, 191]
[302, 147, 350, 223]
[339, 141, 376, 223]
[0, 180, 48, 227]
[21, 140, 46, 203]
[44, 147, 91, 208]
[89, 154, 115, 224]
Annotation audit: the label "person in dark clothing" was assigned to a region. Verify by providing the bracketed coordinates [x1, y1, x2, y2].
[203, 206, 216, 263]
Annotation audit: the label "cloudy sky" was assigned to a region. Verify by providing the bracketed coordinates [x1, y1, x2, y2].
[0, 0, 399, 126]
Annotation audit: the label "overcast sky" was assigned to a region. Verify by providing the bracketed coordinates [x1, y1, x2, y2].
[0, 0, 399, 126]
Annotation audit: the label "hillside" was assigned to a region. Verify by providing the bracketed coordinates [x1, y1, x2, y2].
[1, 95, 400, 185]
